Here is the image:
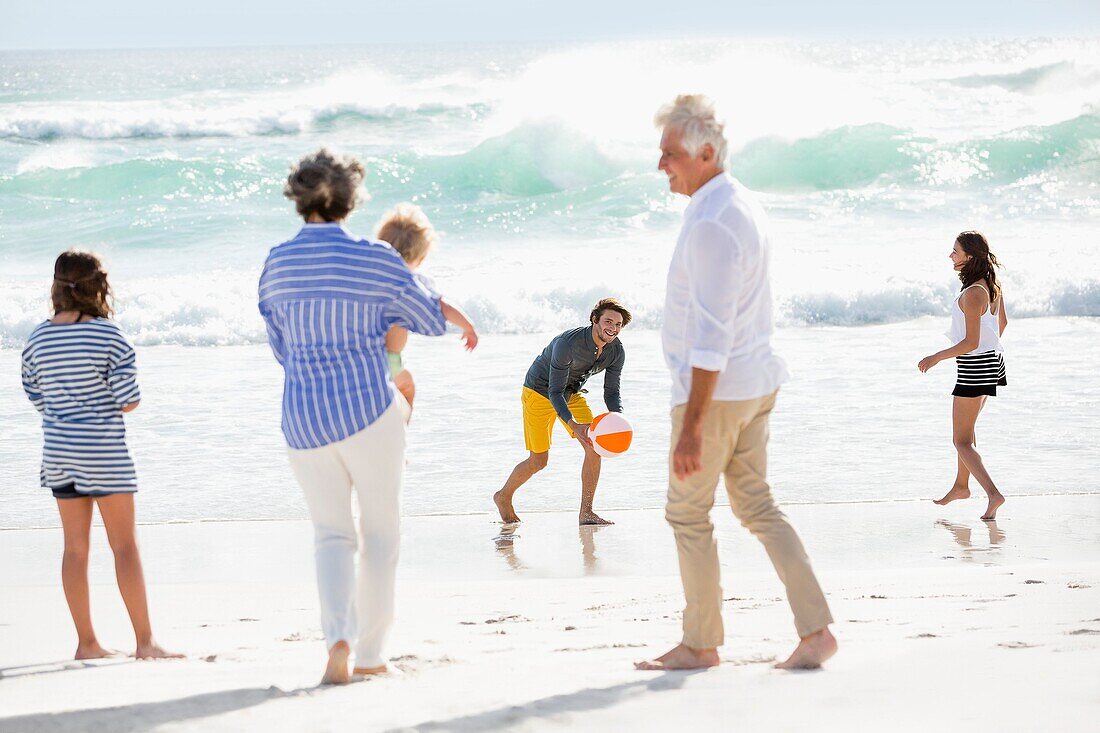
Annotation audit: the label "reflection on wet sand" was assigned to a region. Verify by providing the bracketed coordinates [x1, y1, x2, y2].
[579, 525, 606, 572]
[493, 524, 525, 572]
[491, 523, 609, 575]
[937, 519, 1005, 562]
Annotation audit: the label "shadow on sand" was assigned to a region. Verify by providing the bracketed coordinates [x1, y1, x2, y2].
[0, 657, 135, 680]
[0, 684, 318, 733]
[381, 669, 704, 732]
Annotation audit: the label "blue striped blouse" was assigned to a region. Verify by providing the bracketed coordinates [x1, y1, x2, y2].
[21, 318, 142, 494]
[258, 223, 447, 450]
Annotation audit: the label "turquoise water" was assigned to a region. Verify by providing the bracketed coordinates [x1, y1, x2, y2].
[2, 39, 1100, 527]
[1, 38, 1098, 345]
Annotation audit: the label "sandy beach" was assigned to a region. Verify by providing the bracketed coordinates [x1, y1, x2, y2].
[2, 495, 1097, 732]
[3, 33, 1099, 733]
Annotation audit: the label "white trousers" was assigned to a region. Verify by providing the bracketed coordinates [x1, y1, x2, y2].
[287, 401, 405, 668]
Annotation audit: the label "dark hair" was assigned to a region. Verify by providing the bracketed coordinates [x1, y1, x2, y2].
[284, 148, 365, 222]
[51, 249, 112, 318]
[590, 298, 632, 327]
[955, 230, 1002, 305]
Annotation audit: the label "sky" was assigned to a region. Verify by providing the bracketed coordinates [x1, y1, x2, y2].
[2, 0, 1100, 50]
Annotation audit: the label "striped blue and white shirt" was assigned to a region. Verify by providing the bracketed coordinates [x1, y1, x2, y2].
[21, 318, 141, 494]
[258, 223, 447, 450]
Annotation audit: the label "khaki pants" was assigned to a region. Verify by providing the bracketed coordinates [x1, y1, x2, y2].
[667, 391, 833, 648]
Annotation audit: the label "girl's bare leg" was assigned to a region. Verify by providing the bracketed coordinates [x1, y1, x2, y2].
[96, 494, 183, 659]
[56, 497, 116, 659]
[951, 396, 1005, 520]
[935, 400, 984, 505]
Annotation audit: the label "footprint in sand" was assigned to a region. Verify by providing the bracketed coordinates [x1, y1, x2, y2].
[1068, 583, 1091, 589]
[997, 641, 1039, 649]
[1024, 580, 1044, 585]
[554, 643, 647, 652]
[484, 615, 529, 624]
[1067, 629, 1100, 636]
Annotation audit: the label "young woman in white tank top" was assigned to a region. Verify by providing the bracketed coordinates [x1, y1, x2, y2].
[918, 231, 1008, 521]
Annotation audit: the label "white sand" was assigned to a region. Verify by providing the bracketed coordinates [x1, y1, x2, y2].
[1, 496, 1098, 731]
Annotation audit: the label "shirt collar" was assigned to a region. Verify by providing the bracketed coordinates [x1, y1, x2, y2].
[684, 172, 732, 219]
[299, 222, 353, 237]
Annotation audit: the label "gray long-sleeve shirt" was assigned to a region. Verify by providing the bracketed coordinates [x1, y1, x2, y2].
[523, 326, 624, 424]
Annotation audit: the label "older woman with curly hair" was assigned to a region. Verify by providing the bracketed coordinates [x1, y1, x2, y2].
[259, 149, 450, 684]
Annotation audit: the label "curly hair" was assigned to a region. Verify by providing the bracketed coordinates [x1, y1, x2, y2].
[590, 298, 632, 327]
[51, 249, 113, 318]
[284, 148, 365, 222]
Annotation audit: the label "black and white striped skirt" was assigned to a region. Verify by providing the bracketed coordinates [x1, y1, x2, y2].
[953, 350, 1007, 397]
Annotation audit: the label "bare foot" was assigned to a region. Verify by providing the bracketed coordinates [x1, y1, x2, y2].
[134, 641, 185, 660]
[321, 641, 350, 685]
[494, 490, 520, 524]
[75, 642, 121, 660]
[933, 485, 970, 505]
[981, 492, 1005, 521]
[579, 512, 614, 526]
[634, 643, 719, 671]
[774, 627, 837, 670]
[352, 664, 388, 677]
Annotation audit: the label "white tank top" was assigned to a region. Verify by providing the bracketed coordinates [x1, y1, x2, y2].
[947, 283, 1002, 354]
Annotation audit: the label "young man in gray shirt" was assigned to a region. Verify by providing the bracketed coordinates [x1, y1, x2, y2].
[493, 298, 630, 526]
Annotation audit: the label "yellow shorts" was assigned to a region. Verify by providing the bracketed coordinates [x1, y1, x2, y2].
[521, 387, 593, 454]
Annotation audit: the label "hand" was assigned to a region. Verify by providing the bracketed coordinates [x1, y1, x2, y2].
[460, 326, 479, 351]
[672, 428, 703, 480]
[917, 355, 940, 373]
[570, 420, 592, 447]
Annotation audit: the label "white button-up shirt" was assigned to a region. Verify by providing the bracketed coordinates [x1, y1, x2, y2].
[661, 172, 789, 407]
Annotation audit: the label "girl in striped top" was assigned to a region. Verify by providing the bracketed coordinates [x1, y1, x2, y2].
[21, 250, 181, 661]
[918, 231, 1008, 521]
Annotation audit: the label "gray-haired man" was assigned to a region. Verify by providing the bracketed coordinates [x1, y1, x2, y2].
[636, 95, 836, 671]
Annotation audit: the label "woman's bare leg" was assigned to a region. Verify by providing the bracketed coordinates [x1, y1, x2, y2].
[96, 494, 182, 659]
[56, 497, 116, 659]
[951, 396, 1004, 520]
[935, 398, 985, 504]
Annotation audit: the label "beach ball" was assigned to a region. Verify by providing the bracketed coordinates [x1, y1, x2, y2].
[588, 412, 633, 458]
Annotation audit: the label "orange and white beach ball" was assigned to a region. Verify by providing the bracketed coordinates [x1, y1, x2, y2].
[588, 412, 633, 458]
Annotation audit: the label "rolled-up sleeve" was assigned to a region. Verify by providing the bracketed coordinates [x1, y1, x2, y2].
[685, 220, 740, 372]
[547, 338, 575, 424]
[257, 260, 288, 365]
[263, 312, 287, 365]
[106, 335, 141, 406]
[603, 347, 624, 413]
[20, 350, 44, 413]
[384, 272, 447, 337]
[258, 298, 287, 366]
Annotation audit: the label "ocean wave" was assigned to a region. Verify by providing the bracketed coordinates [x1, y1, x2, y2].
[8, 113, 1097, 209]
[2, 121, 639, 207]
[3, 278, 1098, 349]
[0, 100, 473, 142]
[0, 60, 491, 142]
[947, 61, 1100, 94]
[732, 114, 1100, 190]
